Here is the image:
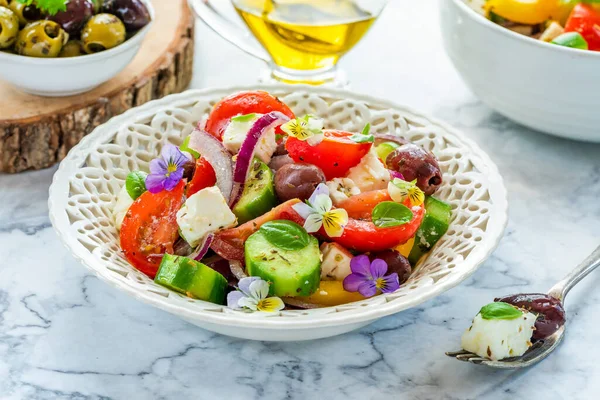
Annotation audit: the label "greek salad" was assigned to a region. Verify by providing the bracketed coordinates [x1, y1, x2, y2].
[114, 91, 452, 312]
[467, 0, 600, 51]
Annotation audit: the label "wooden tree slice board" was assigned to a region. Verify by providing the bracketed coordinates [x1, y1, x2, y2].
[0, 0, 194, 173]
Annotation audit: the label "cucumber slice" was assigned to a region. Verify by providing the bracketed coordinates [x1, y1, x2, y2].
[408, 196, 452, 265]
[154, 254, 228, 304]
[232, 159, 277, 224]
[245, 228, 321, 297]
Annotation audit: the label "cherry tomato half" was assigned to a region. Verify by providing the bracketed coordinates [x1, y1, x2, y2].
[565, 4, 600, 51]
[328, 189, 424, 252]
[329, 203, 424, 253]
[211, 199, 305, 261]
[187, 157, 216, 197]
[285, 130, 372, 180]
[204, 91, 296, 140]
[120, 181, 186, 278]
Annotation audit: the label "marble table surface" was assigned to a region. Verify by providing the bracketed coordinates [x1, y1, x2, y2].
[1, 2, 599, 399]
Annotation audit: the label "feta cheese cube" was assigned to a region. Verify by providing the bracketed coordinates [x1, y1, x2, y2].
[222, 114, 277, 164]
[320, 242, 353, 281]
[176, 186, 237, 247]
[461, 311, 537, 361]
[327, 178, 361, 206]
[345, 149, 390, 192]
[114, 185, 134, 231]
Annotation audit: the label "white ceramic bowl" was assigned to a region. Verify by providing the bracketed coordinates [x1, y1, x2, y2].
[440, 0, 600, 142]
[0, 0, 154, 97]
[48, 85, 508, 341]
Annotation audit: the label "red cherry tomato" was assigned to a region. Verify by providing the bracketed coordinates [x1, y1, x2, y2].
[211, 199, 304, 261]
[204, 91, 296, 140]
[327, 189, 424, 252]
[285, 130, 372, 180]
[565, 4, 600, 51]
[120, 181, 186, 278]
[187, 157, 217, 197]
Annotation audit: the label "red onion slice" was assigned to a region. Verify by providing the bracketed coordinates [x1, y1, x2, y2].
[374, 133, 409, 147]
[282, 297, 322, 309]
[390, 170, 405, 181]
[188, 129, 234, 200]
[229, 260, 248, 281]
[230, 111, 290, 206]
[189, 234, 214, 261]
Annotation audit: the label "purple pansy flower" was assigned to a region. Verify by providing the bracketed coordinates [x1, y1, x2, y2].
[343, 255, 400, 297]
[145, 145, 189, 193]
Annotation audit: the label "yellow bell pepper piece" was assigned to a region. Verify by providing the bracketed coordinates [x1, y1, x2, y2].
[395, 237, 415, 258]
[485, 0, 574, 25]
[297, 281, 365, 307]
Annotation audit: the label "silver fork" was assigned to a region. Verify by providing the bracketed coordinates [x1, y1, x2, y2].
[446, 245, 600, 369]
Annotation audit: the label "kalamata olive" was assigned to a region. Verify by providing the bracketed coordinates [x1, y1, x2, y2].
[369, 250, 412, 285]
[386, 143, 443, 195]
[268, 154, 294, 172]
[274, 163, 326, 202]
[495, 293, 566, 340]
[49, 0, 94, 36]
[0, 7, 19, 49]
[274, 139, 288, 156]
[103, 0, 150, 31]
[7, 1, 43, 26]
[81, 13, 125, 53]
[15, 20, 68, 58]
[182, 159, 196, 181]
[173, 237, 193, 257]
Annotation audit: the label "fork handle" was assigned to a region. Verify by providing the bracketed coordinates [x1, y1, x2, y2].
[548, 245, 600, 302]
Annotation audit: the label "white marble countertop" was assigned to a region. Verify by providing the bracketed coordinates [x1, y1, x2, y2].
[1, 1, 599, 399]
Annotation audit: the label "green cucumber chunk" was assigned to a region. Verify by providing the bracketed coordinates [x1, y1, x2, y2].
[154, 254, 227, 304]
[375, 141, 400, 162]
[551, 32, 588, 50]
[232, 159, 277, 224]
[408, 196, 452, 265]
[245, 227, 321, 297]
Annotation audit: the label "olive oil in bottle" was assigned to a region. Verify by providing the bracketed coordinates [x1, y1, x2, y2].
[233, 0, 376, 71]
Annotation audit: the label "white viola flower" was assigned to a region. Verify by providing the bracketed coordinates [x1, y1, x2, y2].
[280, 114, 324, 146]
[292, 183, 349, 238]
[227, 277, 284, 313]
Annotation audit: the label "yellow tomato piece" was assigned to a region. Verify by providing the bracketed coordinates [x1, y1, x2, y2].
[395, 237, 415, 258]
[485, 0, 572, 25]
[298, 281, 365, 307]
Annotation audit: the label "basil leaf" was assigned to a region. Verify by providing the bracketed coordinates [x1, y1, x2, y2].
[372, 201, 413, 228]
[231, 113, 257, 122]
[361, 123, 371, 136]
[479, 302, 523, 320]
[180, 136, 200, 159]
[125, 171, 148, 200]
[349, 133, 375, 143]
[259, 220, 310, 251]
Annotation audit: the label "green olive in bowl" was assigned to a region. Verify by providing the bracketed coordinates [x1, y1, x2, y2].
[15, 20, 68, 58]
[81, 13, 126, 54]
[59, 40, 84, 57]
[0, 6, 19, 49]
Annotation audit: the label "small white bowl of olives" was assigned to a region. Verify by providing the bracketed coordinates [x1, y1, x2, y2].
[0, 0, 153, 97]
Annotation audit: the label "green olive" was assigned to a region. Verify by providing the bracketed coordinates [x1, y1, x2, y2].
[15, 20, 68, 58]
[81, 13, 125, 54]
[0, 0, 8, 7]
[0, 6, 19, 49]
[58, 39, 83, 57]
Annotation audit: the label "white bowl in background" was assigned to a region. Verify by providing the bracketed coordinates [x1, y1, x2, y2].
[49, 85, 508, 341]
[0, 0, 154, 97]
[440, 0, 600, 142]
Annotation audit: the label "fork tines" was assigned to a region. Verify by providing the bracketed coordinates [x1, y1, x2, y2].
[445, 350, 488, 364]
